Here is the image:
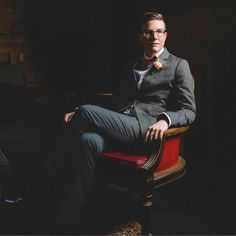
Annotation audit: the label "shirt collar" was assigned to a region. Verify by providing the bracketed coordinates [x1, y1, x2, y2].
[144, 47, 164, 59]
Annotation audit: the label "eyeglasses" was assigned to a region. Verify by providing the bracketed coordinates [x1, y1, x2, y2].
[142, 29, 166, 37]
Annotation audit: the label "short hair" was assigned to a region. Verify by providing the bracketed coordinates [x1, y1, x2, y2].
[139, 12, 167, 31]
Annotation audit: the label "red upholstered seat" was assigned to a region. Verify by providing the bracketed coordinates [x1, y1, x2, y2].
[101, 135, 180, 172]
[100, 152, 147, 168]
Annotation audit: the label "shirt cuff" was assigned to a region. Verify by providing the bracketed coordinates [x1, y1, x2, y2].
[158, 112, 171, 127]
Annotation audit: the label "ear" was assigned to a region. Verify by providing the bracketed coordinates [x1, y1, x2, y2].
[165, 31, 168, 40]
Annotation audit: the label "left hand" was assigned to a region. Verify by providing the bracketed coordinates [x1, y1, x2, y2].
[64, 111, 75, 123]
[144, 119, 169, 142]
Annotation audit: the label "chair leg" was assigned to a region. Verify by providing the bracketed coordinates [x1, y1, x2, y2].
[141, 194, 153, 235]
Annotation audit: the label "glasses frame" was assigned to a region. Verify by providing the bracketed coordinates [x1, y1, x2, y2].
[142, 29, 167, 37]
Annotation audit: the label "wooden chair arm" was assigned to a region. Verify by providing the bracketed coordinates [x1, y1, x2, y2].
[164, 126, 190, 138]
[141, 126, 190, 173]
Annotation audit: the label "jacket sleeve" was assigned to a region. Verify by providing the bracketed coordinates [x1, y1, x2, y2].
[163, 59, 196, 127]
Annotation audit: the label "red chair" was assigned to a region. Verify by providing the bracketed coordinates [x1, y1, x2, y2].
[99, 126, 190, 235]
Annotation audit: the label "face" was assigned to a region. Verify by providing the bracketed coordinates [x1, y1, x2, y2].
[139, 19, 167, 57]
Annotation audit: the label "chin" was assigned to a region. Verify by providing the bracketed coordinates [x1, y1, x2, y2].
[151, 48, 160, 54]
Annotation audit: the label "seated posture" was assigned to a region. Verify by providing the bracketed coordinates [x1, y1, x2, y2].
[43, 11, 196, 232]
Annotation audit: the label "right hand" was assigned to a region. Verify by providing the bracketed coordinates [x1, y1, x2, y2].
[144, 119, 168, 142]
[64, 111, 75, 123]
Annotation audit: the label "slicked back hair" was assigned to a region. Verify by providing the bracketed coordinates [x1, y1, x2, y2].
[139, 12, 167, 32]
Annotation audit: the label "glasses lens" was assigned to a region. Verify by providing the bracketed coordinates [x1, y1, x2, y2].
[143, 29, 166, 37]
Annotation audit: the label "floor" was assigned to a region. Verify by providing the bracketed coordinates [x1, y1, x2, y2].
[1, 170, 236, 236]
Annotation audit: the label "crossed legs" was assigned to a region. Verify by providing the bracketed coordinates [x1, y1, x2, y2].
[45, 104, 144, 224]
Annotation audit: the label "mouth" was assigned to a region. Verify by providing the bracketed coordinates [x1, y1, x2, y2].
[150, 43, 160, 47]
[150, 41, 160, 45]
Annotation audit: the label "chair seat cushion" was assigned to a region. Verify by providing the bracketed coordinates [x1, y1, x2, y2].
[101, 152, 147, 168]
[100, 136, 180, 172]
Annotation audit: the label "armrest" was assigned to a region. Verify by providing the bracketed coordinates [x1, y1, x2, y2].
[164, 126, 190, 137]
[141, 126, 190, 173]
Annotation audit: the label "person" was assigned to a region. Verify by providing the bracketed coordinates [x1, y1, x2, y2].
[42, 11, 196, 233]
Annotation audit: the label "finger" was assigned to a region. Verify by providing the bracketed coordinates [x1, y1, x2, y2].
[159, 130, 164, 140]
[153, 130, 160, 140]
[144, 130, 150, 142]
[64, 115, 68, 123]
[149, 130, 156, 142]
[144, 127, 153, 142]
[64, 114, 70, 123]
[154, 132, 159, 140]
[68, 114, 73, 122]
[148, 132, 156, 142]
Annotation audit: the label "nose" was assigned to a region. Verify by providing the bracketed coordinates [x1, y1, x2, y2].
[150, 31, 158, 40]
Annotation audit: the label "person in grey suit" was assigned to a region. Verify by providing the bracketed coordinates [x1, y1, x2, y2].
[45, 11, 196, 232]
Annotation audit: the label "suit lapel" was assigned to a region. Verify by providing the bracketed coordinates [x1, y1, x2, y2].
[158, 47, 170, 67]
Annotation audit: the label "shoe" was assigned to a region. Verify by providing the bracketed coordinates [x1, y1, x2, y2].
[2, 186, 30, 205]
[3, 196, 26, 204]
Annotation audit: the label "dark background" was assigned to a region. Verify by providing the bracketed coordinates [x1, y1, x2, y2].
[1, 0, 236, 234]
[23, 0, 236, 188]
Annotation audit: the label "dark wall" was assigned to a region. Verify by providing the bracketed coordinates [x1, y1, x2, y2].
[23, 0, 140, 92]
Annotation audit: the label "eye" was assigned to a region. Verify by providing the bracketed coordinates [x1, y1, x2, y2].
[142, 29, 166, 37]
[156, 29, 166, 34]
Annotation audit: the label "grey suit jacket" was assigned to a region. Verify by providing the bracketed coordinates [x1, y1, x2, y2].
[114, 48, 196, 137]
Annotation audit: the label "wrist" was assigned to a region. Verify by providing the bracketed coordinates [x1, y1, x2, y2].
[157, 114, 170, 127]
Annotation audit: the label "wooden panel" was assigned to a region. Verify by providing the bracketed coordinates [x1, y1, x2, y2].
[0, 22, 24, 34]
[0, 35, 26, 47]
[0, 53, 10, 63]
[0, 2, 23, 22]
[0, 0, 41, 87]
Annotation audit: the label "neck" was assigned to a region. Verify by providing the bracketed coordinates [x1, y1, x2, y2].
[145, 48, 164, 58]
[145, 52, 156, 58]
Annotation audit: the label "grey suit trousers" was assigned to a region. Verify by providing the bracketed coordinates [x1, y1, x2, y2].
[49, 104, 146, 223]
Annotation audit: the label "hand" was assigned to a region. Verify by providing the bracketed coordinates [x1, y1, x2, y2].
[144, 119, 169, 142]
[64, 112, 75, 123]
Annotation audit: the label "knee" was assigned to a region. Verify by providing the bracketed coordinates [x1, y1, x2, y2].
[70, 105, 96, 130]
[76, 105, 95, 118]
[79, 132, 105, 154]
